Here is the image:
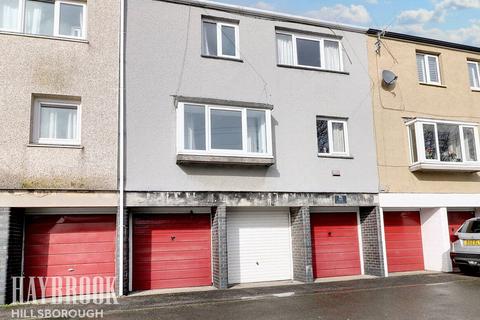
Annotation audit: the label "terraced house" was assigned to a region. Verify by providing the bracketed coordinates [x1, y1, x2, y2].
[367, 30, 480, 275]
[124, 0, 382, 293]
[0, 0, 120, 303]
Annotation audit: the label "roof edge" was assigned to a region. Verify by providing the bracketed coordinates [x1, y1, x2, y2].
[156, 0, 368, 33]
[367, 28, 480, 54]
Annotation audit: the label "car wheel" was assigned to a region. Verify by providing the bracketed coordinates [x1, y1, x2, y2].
[459, 265, 477, 275]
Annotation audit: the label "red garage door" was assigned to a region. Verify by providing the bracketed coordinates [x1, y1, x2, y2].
[383, 211, 424, 273]
[24, 215, 116, 297]
[133, 214, 212, 290]
[448, 211, 475, 242]
[311, 212, 361, 278]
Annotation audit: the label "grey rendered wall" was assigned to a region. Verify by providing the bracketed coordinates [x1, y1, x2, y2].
[0, 0, 120, 190]
[125, 0, 378, 193]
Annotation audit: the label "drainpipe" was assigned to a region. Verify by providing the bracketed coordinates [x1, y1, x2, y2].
[117, 0, 126, 297]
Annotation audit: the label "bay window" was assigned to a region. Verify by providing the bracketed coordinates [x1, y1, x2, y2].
[276, 31, 343, 72]
[177, 102, 272, 158]
[407, 118, 480, 172]
[0, 0, 86, 39]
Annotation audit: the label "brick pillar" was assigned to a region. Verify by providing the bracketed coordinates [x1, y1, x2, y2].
[0, 208, 24, 304]
[211, 205, 228, 289]
[116, 208, 129, 296]
[359, 206, 386, 277]
[290, 207, 313, 283]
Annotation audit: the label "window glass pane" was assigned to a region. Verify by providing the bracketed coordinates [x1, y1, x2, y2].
[211, 109, 242, 150]
[0, 0, 19, 31]
[221, 25, 236, 56]
[423, 124, 437, 160]
[332, 122, 346, 153]
[317, 119, 329, 154]
[25, 0, 54, 36]
[464, 221, 480, 233]
[184, 105, 206, 151]
[276, 33, 293, 65]
[416, 54, 426, 82]
[468, 62, 480, 88]
[296, 38, 320, 67]
[59, 3, 83, 37]
[324, 40, 341, 71]
[247, 110, 266, 153]
[40, 106, 78, 140]
[437, 124, 462, 162]
[427, 55, 440, 83]
[202, 21, 217, 56]
[463, 127, 477, 161]
[409, 125, 418, 162]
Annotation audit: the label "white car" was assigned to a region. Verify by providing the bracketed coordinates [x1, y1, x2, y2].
[450, 217, 480, 274]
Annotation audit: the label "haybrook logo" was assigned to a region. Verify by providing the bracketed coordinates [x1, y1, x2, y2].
[11, 276, 118, 305]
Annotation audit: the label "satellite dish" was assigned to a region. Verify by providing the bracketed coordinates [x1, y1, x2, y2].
[382, 70, 398, 86]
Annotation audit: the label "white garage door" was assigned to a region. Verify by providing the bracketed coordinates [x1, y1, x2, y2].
[227, 209, 293, 284]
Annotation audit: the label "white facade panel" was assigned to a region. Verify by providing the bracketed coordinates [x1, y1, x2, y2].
[227, 209, 292, 284]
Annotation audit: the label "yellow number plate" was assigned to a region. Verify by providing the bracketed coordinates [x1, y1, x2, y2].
[464, 240, 480, 246]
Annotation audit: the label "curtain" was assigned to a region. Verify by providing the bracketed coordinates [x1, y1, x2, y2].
[463, 127, 477, 161]
[276, 33, 293, 65]
[247, 110, 266, 153]
[416, 54, 426, 82]
[202, 22, 217, 56]
[468, 63, 479, 88]
[332, 122, 345, 153]
[324, 40, 341, 71]
[40, 107, 77, 140]
[0, 0, 19, 31]
[25, 0, 54, 36]
[427, 56, 439, 82]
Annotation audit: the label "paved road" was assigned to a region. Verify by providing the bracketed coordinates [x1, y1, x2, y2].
[3, 273, 480, 319]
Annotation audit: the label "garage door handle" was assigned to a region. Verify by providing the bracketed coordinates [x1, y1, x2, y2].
[328, 232, 332, 237]
[171, 236, 176, 241]
[68, 268, 75, 272]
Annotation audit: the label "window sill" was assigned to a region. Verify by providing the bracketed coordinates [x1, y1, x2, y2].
[27, 143, 84, 149]
[0, 30, 88, 43]
[176, 154, 274, 167]
[318, 154, 354, 159]
[419, 82, 447, 88]
[471, 88, 480, 92]
[201, 54, 244, 63]
[409, 162, 480, 173]
[277, 64, 349, 75]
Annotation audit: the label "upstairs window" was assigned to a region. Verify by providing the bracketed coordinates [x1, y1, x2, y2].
[416, 53, 441, 85]
[202, 19, 239, 59]
[177, 102, 272, 157]
[316, 118, 349, 156]
[0, 0, 86, 39]
[276, 32, 343, 72]
[407, 119, 480, 171]
[32, 98, 81, 145]
[468, 61, 480, 90]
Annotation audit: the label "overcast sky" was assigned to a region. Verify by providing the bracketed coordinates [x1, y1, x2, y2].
[216, 0, 480, 46]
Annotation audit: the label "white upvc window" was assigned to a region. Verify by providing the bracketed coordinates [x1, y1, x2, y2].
[407, 119, 480, 166]
[276, 32, 344, 72]
[316, 117, 350, 156]
[467, 60, 480, 90]
[32, 98, 81, 145]
[177, 102, 272, 157]
[416, 52, 441, 85]
[0, 0, 86, 39]
[202, 19, 240, 59]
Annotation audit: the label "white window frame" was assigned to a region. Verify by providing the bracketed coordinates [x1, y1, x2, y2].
[467, 60, 480, 91]
[202, 19, 240, 59]
[276, 31, 344, 72]
[317, 118, 350, 156]
[417, 53, 441, 85]
[32, 98, 82, 146]
[177, 102, 272, 158]
[0, 0, 87, 39]
[406, 118, 480, 165]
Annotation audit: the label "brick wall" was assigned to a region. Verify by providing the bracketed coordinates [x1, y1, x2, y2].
[290, 207, 313, 283]
[116, 208, 129, 295]
[359, 206, 386, 277]
[211, 205, 228, 289]
[0, 208, 24, 304]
